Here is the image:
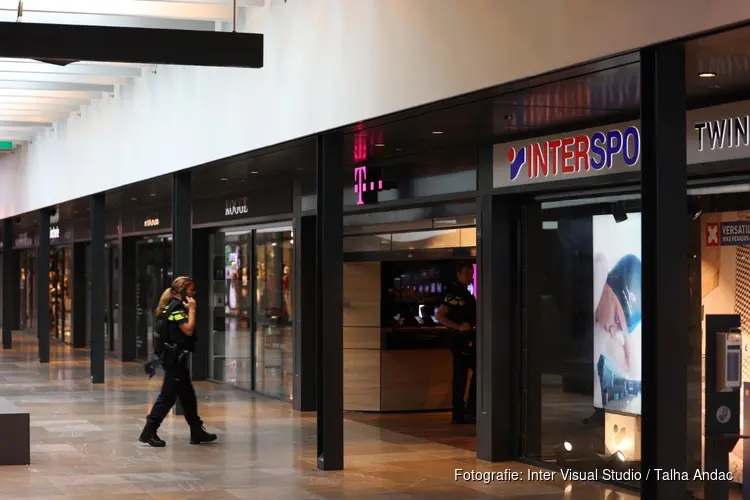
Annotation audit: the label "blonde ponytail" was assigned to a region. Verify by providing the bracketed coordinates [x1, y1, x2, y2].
[155, 288, 173, 316]
[155, 276, 193, 316]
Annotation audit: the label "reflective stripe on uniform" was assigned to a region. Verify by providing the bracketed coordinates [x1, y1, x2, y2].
[168, 312, 188, 322]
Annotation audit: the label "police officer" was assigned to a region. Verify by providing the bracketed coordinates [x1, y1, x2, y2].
[138, 276, 217, 447]
[435, 261, 476, 424]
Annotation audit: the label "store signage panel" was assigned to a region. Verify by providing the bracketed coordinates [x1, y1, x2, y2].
[192, 185, 293, 226]
[225, 197, 249, 217]
[688, 100, 750, 165]
[493, 121, 641, 188]
[705, 221, 750, 247]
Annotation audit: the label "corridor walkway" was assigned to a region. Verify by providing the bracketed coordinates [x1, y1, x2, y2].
[0, 334, 637, 499]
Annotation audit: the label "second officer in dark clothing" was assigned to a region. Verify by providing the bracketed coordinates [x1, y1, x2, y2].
[435, 261, 477, 424]
[139, 276, 217, 447]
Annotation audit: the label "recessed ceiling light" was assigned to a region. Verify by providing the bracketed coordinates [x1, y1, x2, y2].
[131, 197, 137, 201]
[250, 171, 259, 174]
[375, 143, 385, 147]
[432, 131, 443, 135]
[699, 71, 716, 78]
[396, 148, 403, 152]
[150, 193, 156, 197]
[220, 177, 228, 181]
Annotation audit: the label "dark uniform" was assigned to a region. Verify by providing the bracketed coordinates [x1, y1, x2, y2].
[146, 298, 202, 429]
[441, 281, 476, 422]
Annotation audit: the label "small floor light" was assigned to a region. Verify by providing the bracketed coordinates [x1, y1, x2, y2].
[554, 441, 573, 465]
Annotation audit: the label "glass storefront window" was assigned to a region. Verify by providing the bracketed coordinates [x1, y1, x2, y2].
[210, 230, 254, 390]
[254, 227, 293, 400]
[135, 238, 172, 360]
[209, 225, 294, 401]
[523, 196, 642, 485]
[19, 251, 36, 331]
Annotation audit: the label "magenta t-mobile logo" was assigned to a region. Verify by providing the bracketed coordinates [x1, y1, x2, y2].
[353, 166, 383, 205]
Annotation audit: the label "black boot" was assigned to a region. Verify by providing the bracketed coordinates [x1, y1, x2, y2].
[139, 422, 166, 447]
[190, 425, 217, 444]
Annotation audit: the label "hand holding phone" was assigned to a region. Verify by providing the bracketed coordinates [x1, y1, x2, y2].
[184, 296, 196, 310]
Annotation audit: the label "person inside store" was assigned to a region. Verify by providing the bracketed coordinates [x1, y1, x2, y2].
[584, 253, 642, 426]
[435, 261, 477, 424]
[138, 276, 217, 447]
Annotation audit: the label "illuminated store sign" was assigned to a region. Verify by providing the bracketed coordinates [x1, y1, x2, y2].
[49, 226, 60, 239]
[694, 116, 750, 151]
[225, 197, 249, 217]
[493, 122, 641, 188]
[15, 232, 32, 247]
[507, 126, 640, 181]
[353, 166, 384, 205]
[144, 218, 160, 228]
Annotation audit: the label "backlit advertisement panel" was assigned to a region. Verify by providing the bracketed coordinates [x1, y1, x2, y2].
[593, 213, 642, 415]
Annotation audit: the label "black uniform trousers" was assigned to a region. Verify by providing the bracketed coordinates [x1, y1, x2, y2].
[147, 355, 201, 428]
[451, 337, 476, 417]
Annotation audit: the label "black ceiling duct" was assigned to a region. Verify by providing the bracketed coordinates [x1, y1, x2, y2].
[33, 59, 78, 66]
[0, 22, 263, 68]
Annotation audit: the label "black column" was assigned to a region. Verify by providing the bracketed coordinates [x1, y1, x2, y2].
[90, 193, 106, 384]
[475, 146, 517, 461]
[315, 133, 344, 471]
[71, 242, 87, 348]
[172, 170, 192, 415]
[293, 214, 317, 412]
[640, 43, 687, 500]
[2, 219, 13, 349]
[37, 209, 50, 363]
[119, 237, 137, 361]
[191, 228, 210, 381]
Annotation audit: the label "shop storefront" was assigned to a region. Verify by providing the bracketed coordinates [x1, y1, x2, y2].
[485, 97, 750, 493]
[193, 184, 295, 400]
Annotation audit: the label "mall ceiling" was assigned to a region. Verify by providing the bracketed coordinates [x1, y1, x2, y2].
[0, 0, 262, 150]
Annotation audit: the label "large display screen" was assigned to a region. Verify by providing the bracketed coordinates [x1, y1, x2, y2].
[592, 213, 642, 415]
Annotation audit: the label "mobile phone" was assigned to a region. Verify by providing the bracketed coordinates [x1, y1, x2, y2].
[179, 289, 187, 301]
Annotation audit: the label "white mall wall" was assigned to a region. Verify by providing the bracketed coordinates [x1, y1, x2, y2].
[1, 0, 749, 218]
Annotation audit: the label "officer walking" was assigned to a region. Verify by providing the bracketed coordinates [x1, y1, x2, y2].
[435, 261, 476, 424]
[139, 276, 217, 447]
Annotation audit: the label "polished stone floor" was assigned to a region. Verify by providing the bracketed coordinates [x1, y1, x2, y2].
[0, 333, 639, 500]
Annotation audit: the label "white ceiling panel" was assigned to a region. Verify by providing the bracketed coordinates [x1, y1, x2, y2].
[0, 1, 263, 143]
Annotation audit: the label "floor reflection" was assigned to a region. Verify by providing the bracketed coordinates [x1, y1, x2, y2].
[0, 332, 639, 499]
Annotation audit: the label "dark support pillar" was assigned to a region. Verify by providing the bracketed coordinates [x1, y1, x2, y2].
[640, 43, 687, 500]
[476, 146, 517, 461]
[90, 193, 106, 384]
[37, 209, 50, 363]
[71, 242, 87, 348]
[172, 170, 192, 415]
[293, 214, 317, 412]
[191, 228, 210, 381]
[119, 237, 137, 362]
[315, 133, 344, 471]
[2, 219, 13, 349]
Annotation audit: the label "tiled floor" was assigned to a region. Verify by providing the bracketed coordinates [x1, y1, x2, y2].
[0, 333, 639, 499]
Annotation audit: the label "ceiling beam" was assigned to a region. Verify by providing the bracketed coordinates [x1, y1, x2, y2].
[0, 60, 142, 77]
[0, 101, 80, 111]
[0, 89, 103, 100]
[0, 109, 70, 120]
[0, 72, 129, 86]
[0, 96, 89, 105]
[0, 80, 114, 92]
[0, 119, 53, 126]
[0, 0, 247, 22]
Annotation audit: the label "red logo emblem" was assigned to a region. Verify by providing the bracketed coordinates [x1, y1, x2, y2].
[706, 223, 720, 247]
